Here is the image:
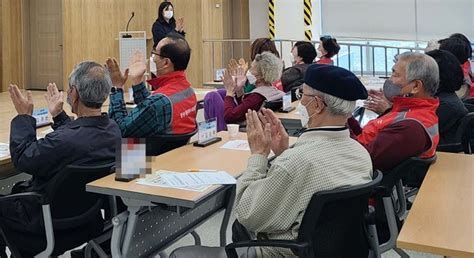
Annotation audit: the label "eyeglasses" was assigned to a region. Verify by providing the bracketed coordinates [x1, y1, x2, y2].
[151, 50, 169, 59]
[295, 88, 328, 106]
[393, 54, 399, 63]
[295, 88, 317, 100]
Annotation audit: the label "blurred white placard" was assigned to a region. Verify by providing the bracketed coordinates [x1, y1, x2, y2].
[119, 31, 147, 73]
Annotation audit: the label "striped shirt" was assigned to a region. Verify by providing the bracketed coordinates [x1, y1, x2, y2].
[234, 128, 373, 257]
[108, 83, 172, 137]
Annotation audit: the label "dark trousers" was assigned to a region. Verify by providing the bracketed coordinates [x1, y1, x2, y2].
[232, 220, 254, 242]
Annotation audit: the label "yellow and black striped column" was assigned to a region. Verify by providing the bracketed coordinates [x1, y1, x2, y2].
[304, 0, 312, 41]
[268, 0, 276, 39]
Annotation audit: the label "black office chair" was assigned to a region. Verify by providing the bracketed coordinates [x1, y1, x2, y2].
[263, 99, 283, 111]
[0, 162, 115, 257]
[372, 156, 436, 257]
[169, 171, 382, 258]
[464, 102, 474, 112]
[437, 112, 474, 154]
[146, 128, 198, 156]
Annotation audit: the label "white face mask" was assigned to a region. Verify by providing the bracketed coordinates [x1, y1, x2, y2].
[246, 71, 257, 85]
[290, 54, 296, 65]
[316, 50, 324, 58]
[296, 99, 315, 127]
[150, 56, 157, 73]
[164, 10, 173, 19]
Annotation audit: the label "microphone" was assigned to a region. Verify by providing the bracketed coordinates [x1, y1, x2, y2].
[123, 12, 135, 38]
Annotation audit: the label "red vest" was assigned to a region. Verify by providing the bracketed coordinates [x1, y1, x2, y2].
[272, 79, 284, 91]
[461, 61, 474, 97]
[147, 71, 197, 134]
[357, 97, 440, 159]
[316, 57, 334, 65]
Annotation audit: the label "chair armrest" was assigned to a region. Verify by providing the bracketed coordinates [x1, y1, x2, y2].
[0, 192, 47, 205]
[372, 186, 391, 197]
[225, 240, 310, 258]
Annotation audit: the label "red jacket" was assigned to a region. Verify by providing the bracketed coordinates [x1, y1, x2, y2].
[147, 71, 197, 134]
[357, 97, 440, 159]
[461, 61, 473, 97]
[316, 57, 334, 65]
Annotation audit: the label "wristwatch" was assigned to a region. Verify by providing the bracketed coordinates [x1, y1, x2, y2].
[110, 86, 123, 94]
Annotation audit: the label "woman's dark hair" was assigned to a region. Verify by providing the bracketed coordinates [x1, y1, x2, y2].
[426, 49, 464, 94]
[293, 41, 317, 64]
[250, 38, 280, 61]
[157, 1, 176, 26]
[438, 37, 469, 64]
[320, 36, 340, 58]
[449, 33, 472, 60]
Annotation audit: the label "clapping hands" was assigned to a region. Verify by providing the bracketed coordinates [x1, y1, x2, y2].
[44, 83, 64, 117]
[246, 110, 272, 156]
[9, 84, 33, 116]
[127, 51, 147, 85]
[363, 89, 392, 115]
[246, 108, 289, 157]
[105, 57, 129, 88]
[176, 18, 184, 32]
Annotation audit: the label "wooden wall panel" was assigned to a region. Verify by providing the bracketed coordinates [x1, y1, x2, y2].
[171, 0, 203, 88]
[1, 0, 25, 91]
[232, 0, 250, 61]
[201, 0, 238, 83]
[0, 0, 249, 92]
[201, 0, 250, 83]
[62, 0, 203, 89]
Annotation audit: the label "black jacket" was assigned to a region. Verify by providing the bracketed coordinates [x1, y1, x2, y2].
[152, 19, 186, 48]
[436, 92, 468, 145]
[4, 111, 121, 232]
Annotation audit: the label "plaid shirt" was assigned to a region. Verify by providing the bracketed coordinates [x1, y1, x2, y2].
[109, 82, 172, 137]
[235, 128, 373, 257]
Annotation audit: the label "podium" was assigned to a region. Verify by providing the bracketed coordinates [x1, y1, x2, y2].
[118, 31, 147, 73]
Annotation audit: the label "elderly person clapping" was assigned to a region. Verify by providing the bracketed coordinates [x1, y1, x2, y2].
[223, 52, 285, 124]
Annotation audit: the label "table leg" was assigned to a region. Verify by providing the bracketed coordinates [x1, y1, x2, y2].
[220, 186, 236, 246]
[111, 198, 151, 258]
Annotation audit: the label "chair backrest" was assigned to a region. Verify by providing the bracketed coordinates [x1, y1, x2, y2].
[438, 112, 474, 154]
[456, 112, 474, 154]
[146, 128, 198, 156]
[44, 162, 115, 229]
[382, 155, 437, 188]
[464, 102, 474, 112]
[263, 99, 283, 111]
[296, 170, 382, 258]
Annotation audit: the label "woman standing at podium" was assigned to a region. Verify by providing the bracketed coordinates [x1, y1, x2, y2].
[152, 1, 185, 49]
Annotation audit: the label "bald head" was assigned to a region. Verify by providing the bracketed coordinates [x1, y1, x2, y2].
[155, 33, 191, 71]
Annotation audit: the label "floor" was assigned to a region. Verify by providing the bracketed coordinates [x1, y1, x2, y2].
[54, 209, 441, 258]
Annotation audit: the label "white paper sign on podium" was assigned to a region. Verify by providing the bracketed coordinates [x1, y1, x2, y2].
[119, 31, 147, 73]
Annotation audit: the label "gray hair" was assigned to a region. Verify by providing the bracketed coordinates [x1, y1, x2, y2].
[68, 61, 112, 108]
[425, 39, 440, 52]
[254, 52, 283, 84]
[397, 52, 439, 96]
[308, 87, 356, 116]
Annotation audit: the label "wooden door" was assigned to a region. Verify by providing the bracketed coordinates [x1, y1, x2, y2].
[28, 0, 63, 90]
